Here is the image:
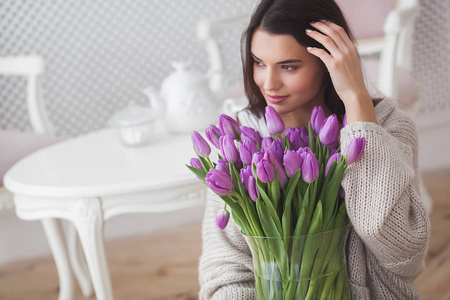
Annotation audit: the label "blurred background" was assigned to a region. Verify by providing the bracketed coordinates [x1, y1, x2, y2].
[1, 0, 449, 299]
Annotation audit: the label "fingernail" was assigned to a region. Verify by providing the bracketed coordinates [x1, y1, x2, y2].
[320, 19, 326, 23]
[306, 29, 313, 33]
[307, 47, 312, 51]
[310, 21, 317, 24]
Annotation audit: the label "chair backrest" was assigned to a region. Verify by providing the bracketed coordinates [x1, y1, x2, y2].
[0, 56, 54, 135]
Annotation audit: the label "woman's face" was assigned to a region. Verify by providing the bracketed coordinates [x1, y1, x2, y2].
[251, 29, 326, 118]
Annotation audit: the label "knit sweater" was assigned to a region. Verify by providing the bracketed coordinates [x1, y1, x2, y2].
[198, 98, 431, 299]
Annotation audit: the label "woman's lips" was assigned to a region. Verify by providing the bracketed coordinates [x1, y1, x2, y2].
[266, 94, 288, 104]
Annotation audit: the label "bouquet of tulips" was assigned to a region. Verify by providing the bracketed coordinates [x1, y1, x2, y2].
[187, 106, 365, 300]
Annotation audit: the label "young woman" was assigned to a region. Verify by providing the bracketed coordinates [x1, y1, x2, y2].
[199, 0, 430, 299]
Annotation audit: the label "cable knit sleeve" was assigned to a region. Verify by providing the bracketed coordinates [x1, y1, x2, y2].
[198, 189, 257, 300]
[339, 109, 430, 277]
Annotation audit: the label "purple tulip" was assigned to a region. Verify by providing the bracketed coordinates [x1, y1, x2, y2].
[342, 114, 347, 128]
[297, 147, 314, 160]
[311, 106, 326, 134]
[252, 151, 264, 166]
[256, 159, 275, 183]
[283, 150, 303, 178]
[216, 209, 230, 230]
[265, 106, 285, 136]
[240, 126, 262, 148]
[248, 175, 259, 202]
[319, 115, 339, 146]
[240, 165, 252, 191]
[205, 169, 234, 195]
[299, 127, 309, 148]
[270, 139, 284, 162]
[238, 140, 258, 166]
[301, 153, 320, 183]
[191, 131, 211, 157]
[190, 158, 203, 169]
[216, 159, 229, 175]
[220, 134, 239, 164]
[325, 153, 341, 176]
[343, 137, 366, 165]
[273, 155, 288, 187]
[285, 127, 301, 151]
[205, 124, 222, 149]
[218, 114, 240, 140]
[261, 137, 274, 152]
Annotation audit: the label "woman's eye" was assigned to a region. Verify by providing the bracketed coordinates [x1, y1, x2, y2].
[282, 65, 297, 71]
[253, 60, 264, 67]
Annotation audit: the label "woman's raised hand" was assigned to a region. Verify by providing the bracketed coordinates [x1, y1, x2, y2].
[306, 20, 377, 124]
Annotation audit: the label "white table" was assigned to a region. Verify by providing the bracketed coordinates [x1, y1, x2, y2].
[4, 128, 205, 300]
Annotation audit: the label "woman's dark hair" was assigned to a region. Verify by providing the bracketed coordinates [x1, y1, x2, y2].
[241, 0, 354, 120]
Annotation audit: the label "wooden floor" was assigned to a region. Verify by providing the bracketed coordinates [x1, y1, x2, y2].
[0, 169, 449, 300]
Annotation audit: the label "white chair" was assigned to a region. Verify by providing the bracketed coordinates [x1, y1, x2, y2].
[196, 0, 432, 213]
[0, 56, 94, 299]
[336, 0, 420, 112]
[0, 56, 57, 208]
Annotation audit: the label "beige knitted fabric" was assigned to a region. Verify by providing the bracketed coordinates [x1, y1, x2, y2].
[198, 98, 431, 299]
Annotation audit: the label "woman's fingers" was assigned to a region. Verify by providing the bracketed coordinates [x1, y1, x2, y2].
[305, 28, 340, 58]
[311, 21, 354, 50]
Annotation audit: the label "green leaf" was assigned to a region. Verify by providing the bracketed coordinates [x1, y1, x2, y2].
[256, 200, 288, 277]
[186, 165, 207, 181]
[257, 180, 283, 236]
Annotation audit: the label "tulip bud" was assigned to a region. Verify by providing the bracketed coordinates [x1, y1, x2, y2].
[216, 159, 229, 175]
[216, 209, 230, 230]
[190, 158, 203, 169]
[283, 150, 302, 178]
[297, 147, 314, 160]
[240, 165, 252, 191]
[325, 153, 341, 176]
[273, 155, 288, 187]
[218, 114, 240, 140]
[252, 151, 264, 166]
[238, 140, 258, 166]
[205, 169, 234, 195]
[205, 124, 222, 149]
[265, 106, 285, 136]
[343, 137, 366, 165]
[191, 131, 211, 157]
[270, 139, 284, 162]
[261, 137, 274, 152]
[299, 127, 309, 148]
[311, 106, 326, 134]
[319, 115, 339, 146]
[219, 134, 239, 164]
[301, 153, 320, 183]
[256, 159, 275, 183]
[248, 175, 259, 202]
[240, 126, 262, 148]
[285, 127, 302, 151]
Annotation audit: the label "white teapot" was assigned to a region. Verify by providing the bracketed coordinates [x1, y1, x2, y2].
[142, 62, 222, 133]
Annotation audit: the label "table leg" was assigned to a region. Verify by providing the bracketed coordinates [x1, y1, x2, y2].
[67, 223, 93, 297]
[73, 198, 113, 300]
[41, 218, 74, 300]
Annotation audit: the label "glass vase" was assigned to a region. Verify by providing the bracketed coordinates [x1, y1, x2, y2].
[243, 225, 352, 300]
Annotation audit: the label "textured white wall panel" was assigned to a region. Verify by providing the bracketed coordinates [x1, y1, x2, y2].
[0, 0, 256, 137]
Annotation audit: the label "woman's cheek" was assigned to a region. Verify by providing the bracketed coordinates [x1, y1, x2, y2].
[253, 68, 265, 89]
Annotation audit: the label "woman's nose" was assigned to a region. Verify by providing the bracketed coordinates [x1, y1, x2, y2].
[263, 69, 281, 91]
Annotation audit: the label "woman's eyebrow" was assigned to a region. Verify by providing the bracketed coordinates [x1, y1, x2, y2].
[276, 59, 302, 64]
[251, 53, 302, 64]
[251, 53, 262, 61]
